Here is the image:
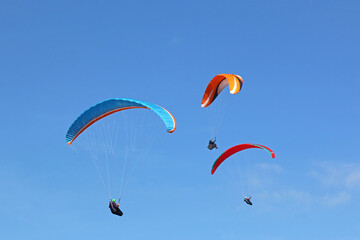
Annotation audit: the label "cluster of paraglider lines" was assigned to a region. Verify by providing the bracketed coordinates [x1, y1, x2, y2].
[66, 74, 275, 216]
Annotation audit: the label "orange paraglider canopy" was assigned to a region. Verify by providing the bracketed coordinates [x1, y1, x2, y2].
[201, 74, 243, 108]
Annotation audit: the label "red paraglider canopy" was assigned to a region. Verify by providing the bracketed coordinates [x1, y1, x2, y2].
[211, 144, 275, 175]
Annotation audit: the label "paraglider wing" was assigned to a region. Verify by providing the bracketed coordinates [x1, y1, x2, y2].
[66, 98, 176, 145]
[211, 144, 275, 174]
[201, 74, 243, 108]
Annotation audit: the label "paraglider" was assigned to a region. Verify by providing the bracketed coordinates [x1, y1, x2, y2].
[244, 196, 252, 205]
[109, 199, 123, 216]
[211, 144, 275, 205]
[208, 138, 218, 150]
[66, 98, 176, 215]
[201, 74, 243, 148]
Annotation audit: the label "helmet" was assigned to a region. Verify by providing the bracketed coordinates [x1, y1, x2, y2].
[112, 199, 116, 202]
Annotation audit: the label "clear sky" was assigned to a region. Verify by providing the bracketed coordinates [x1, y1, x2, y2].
[1, 0, 360, 239]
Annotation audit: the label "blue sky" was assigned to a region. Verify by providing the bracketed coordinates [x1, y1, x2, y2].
[1, 0, 360, 239]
